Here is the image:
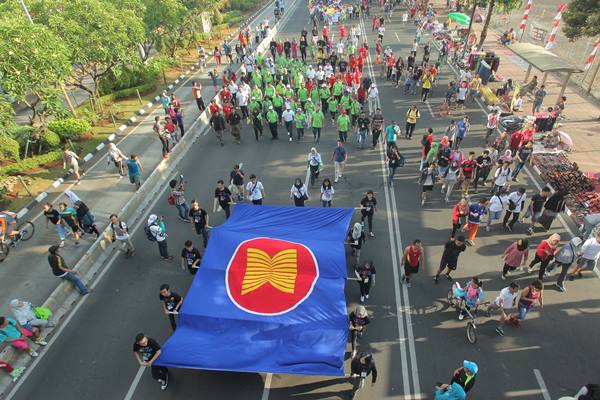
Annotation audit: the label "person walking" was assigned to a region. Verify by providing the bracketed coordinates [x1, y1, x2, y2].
[491, 282, 520, 336]
[401, 239, 424, 287]
[450, 360, 478, 394]
[213, 180, 233, 219]
[450, 199, 469, 240]
[133, 333, 169, 391]
[501, 238, 529, 279]
[502, 188, 526, 232]
[107, 143, 127, 178]
[159, 284, 183, 331]
[348, 306, 370, 357]
[386, 145, 403, 185]
[509, 279, 544, 327]
[332, 141, 347, 183]
[359, 191, 377, 237]
[189, 200, 209, 248]
[355, 260, 376, 303]
[350, 352, 377, 398]
[459, 152, 476, 197]
[245, 174, 265, 205]
[62, 147, 82, 184]
[454, 116, 470, 148]
[146, 214, 173, 261]
[473, 150, 492, 189]
[419, 163, 438, 206]
[484, 109, 498, 146]
[532, 84, 546, 114]
[522, 187, 550, 235]
[57, 202, 81, 247]
[527, 233, 561, 280]
[566, 235, 600, 281]
[307, 147, 323, 187]
[405, 105, 420, 139]
[441, 161, 460, 203]
[347, 222, 366, 266]
[282, 105, 295, 141]
[538, 190, 567, 231]
[356, 111, 370, 149]
[311, 106, 325, 143]
[209, 111, 227, 146]
[551, 237, 583, 292]
[433, 236, 467, 283]
[229, 165, 245, 202]
[384, 121, 399, 153]
[153, 116, 170, 159]
[126, 154, 143, 190]
[491, 161, 513, 195]
[47, 245, 90, 295]
[191, 81, 206, 112]
[181, 240, 202, 275]
[320, 178, 335, 207]
[486, 188, 508, 232]
[462, 197, 488, 246]
[290, 178, 310, 206]
[109, 214, 134, 257]
[367, 84, 378, 115]
[43, 203, 66, 247]
[169, 178, 190, 223]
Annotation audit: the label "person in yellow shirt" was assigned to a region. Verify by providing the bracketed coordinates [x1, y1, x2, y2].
[421, 73, 433, 102]
[468, 74, 482, 103]
[405, 105, 421, 139]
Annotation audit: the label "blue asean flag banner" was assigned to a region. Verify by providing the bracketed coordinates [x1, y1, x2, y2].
[156, 204, 353, 376]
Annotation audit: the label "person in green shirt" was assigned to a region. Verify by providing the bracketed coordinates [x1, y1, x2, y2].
[310, 85, 320, 105]
[298, 84, 309, 109]
[262, 98, 273, 118]
[332, 79, 344, 100]
[251, 87, 263, 102]
[266, 106, 279, 139]
[304, 98, 315, 115]
[319, 85, 330, 113]
[337, 109, 351, 142]
[327, 96, 339, 123]
[311, 107, 325, 143]
[295, 110, 307, 140]
[340, 93, 351, 113]
[272, 93, 284, 123]
[265, 83, 275, 100]
[350, 97, 361, 127]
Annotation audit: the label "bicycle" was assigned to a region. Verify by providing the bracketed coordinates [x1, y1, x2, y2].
[0, 220, 35, 262]
[447, 284, 491, 344]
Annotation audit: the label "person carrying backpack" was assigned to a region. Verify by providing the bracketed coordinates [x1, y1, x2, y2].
[145, 214, 172, 261]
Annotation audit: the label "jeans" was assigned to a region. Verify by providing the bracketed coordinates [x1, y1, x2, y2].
[554, 262, 572, 286]
[513, 161, 525, 178]
[372, 129, 381, 147]
[196, 227, 210, 248]
[175, 202, 190, 220]
[487, 210, 503, 226]
[518, 304, 530, 321]
[54, 223, 66, 241]
[62, 272, 89, 295]
[334, 161, 344, 179]
[357, 129, 367, 148]
[368, 97, 377, 114]
[157, 240, 169, 258]
[322, 200, 332, 207]
[312, 127, 321, 142]
[388, 165, 398, 184]
[405, 122, 416, 138]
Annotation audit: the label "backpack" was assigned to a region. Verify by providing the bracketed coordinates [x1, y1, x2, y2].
[144, 224, 158, 242]
[421, 134, 429, 146]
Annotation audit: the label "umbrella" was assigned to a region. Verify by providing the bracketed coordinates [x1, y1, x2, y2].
[448, 12, 471, 26]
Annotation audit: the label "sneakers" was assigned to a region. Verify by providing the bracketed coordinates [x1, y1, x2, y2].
[28, 350, 39, 358]
[351, 349, 357, 358]
[527, 227, 533, 236]
[445, 274, 452, 280]
[10, 367, 25, 382]
[334, 178, 338, 183]
[501, 274, 507, 280]
[360, 296, 365, 303]
[554, 283, 566, 292]
[365, 294, 369, 300]
[495, 327, 505, 336]
[527, 267, 533, 274]
[35, 338, 48, 346]
[159, 376, 169, 390]
[458, 313, 465, 321]
[433, 276, 439, 284]
[406, 282, 412, 288]
[59, 241, 65, 248]
[369, 232, 374, 237]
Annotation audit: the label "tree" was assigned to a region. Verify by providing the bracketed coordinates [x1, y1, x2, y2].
[478, 0, 523, 48]
[140, 0, 189, 61]
[37, 0, 145, 108]
[0, 97, 16, 131]
[562, 0, 600, 41]
[0, 19, 71, 126]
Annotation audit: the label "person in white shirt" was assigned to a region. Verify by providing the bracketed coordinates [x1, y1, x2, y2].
[147, 214, 172, 260]
[512, 95, 523, 112]
[502, 188, 526, 232]
[237, 90, 249, 118]
[336, 41, 344, 55]
[306, 66, 316, 80]
[316, 67, 325, 82]
[568, 235, 600, 280]
[324, 63, 333, 77]
[492, 161, 512, 194]
[245, 174, 265, 205]
[484, 110, 498, 146]
[290, 178, 310, 206]
[490, 282, 519, 336]
[320, 178, 335, 207]
[282, 106, 295, 141]
[110, 213, 134, 256]
[367, 85, 379, 115]
[377, 26, 385, 40]
[486, 189, 508, 231]
[107, 143, 127, 178]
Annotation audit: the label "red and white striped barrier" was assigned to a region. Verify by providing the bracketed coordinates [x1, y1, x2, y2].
[518, 0, 533, 36]
[584, 39, 600, 71]
[545, 3, 567, 50]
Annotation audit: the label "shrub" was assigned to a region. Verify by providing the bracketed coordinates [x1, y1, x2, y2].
[0, 151, 62, 176]
[212, 10, 224, 25]
[99, 81, 157, 103]
[228, 0, 259, 11]
[99, 64, 160, 96]
[0, 135, 20, 161]
[41, 130, 61, 149]
[48, 118, 91, 141]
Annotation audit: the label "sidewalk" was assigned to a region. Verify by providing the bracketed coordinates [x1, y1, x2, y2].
[471, 15, 600, 174]
[0, 4, 274, 317]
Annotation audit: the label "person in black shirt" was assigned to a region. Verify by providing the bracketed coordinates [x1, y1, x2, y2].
[230, 164, 245, 201]
[338, 59, 348, 73]
[229, 110, 242, 144]
[47, 245, 90, 295]
[181, 240, 202, 275]
[350, 352, 377, 396]
[209, 111, 227, 146]
[133, 333, 168, 390]
[43, 202, 66, 247]
[269, 40, 277, 58]
[214, 180, 233, 218]
[524, 187, 550, 235]
[450, 360, 478, 393]
[359, 191, 377, 237]
[355, 260, 376, 303]
[159, 284, 183, 330]
[189, 200, 209, 248]
[283, 40, 291, 57]
[512, 141, 533, 180]
[349, 305, 370, 357]
[433, 236, 467, 283]
[473, 150, 492, 189]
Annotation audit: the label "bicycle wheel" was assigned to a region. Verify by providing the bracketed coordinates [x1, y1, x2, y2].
[0, 242, 9, 263]
[17, 221, 35, 241]
[446, 289, 455, 307]
[466, 322, 477, 344]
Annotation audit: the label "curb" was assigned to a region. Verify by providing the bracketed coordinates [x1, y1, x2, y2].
[0, 4, 288, 393]
[13, 0, 277, 222]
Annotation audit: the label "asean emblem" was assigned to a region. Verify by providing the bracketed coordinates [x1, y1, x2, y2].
[226, 237, 319, 315]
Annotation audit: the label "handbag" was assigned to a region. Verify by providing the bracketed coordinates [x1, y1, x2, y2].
[33, 306, 53, 321]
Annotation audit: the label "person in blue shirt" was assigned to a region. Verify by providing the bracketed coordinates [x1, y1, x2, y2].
[454, 116, 470, 149]
[434, 382, 466, 400]
[127, 154, 143, 190]
[454, 277, 485, 320]
[462, 197, 488, 246]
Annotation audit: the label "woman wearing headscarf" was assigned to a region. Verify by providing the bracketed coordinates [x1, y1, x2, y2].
[10, 300, 48, 346]
[501, 238, 529, 279]
[419, 163, 438, 206]
[347, 222, 365, 266]
[538, 190, 567, 231]
[441, 161, 460, 203]
[497, 149, 513, 166]
[307, 147, 322, 186]
[528, 234, 561, 280]
[290, 178, 309, 206]
[425, 142, 440, 168]
[64, 191, 100, 238]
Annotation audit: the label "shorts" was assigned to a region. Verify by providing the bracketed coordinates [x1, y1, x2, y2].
[129, 174, 140, 185]
[422, 185, 433, 192]
[577, 257, 597, 270]
[404, 261, 419, 275]
[71, 162, 80, 174]
[531, 211, 542, 222]
[440, 257, 457, 270]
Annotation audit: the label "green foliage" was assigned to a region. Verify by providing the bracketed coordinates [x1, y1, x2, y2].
[223, 11, 244, 25]
[48, 118, 91, 141]
[4, 126, 36, 149]
[212, 9, 224, 25]
[0, 135, 20, 161]
[98, 64, 160, 96]
[0, 151, 62, 176]
[100, 81, 157, 103]
[562, 0, 600, 41]
[228, 0, 260, 11]
[41, 130, 61, 149]
[0, 97, 16, 131]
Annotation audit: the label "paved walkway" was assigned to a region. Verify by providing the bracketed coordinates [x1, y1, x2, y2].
[0, 5, 274, 316]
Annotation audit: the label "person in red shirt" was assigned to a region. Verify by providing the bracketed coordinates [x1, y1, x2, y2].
[460, 151, 477, 196]
[322, 25, 329, 40]
[306, 79, 314, 94]
[520, 124, 535, 145]
[385, 55, 395, 80]
[357, 85, 367, 105]
[401, 239, 424, 287]
[357, 55, 364, 72]
[359, 44, 368, 60]
[509, 130, 523, 155]
[528, 233, 560, 280]
[345, 71, 353, 87]
[373, 15, 379, 31]
[208, 99, 221, 116]
[349, 55, 357, 71]
[222, 103, 234, 122]
[220, 87, 232, 104]
[164, 116, 177, 142]
[328, 75, 336, 88]
[276, 40, 284, 56]
[340, 24, 347, 38]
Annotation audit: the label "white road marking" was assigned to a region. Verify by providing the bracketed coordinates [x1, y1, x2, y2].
[533, 369, 552, 400]
[425, 101, 435, 118]
[261, 373, 273, 400]
[395, 32, 401, 42]
[123, 367, 146, 400]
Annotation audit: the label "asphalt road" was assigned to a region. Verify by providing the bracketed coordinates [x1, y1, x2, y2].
[7, 2, 600, 400]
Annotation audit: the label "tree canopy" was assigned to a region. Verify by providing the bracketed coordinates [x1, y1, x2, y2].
[562, 0, 600, 41]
